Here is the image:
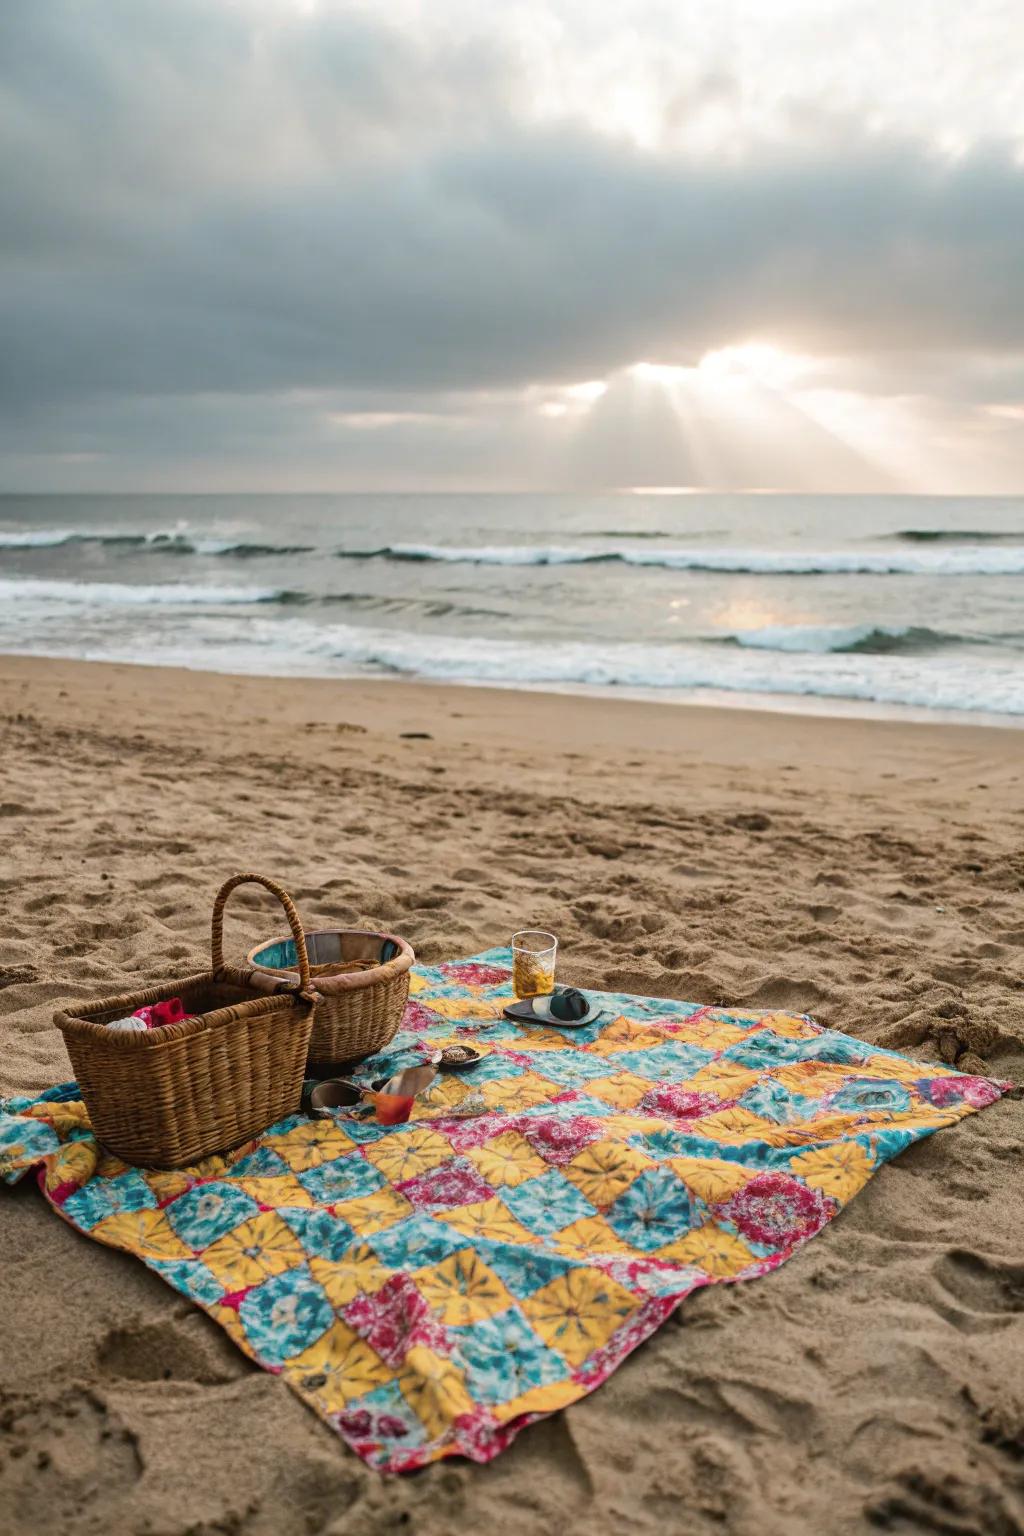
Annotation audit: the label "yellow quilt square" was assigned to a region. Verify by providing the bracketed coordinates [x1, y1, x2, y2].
[692, 1020, 751, 1050]
[189, 1151, 234, 1180]
[465, 1130, 548, 1189]
[284, 1319, 391, 1409]
[480, 1072, 556, 1110]
[551, 1214, 630, 1258]
[309, 1246, 391, 1309]
[595, 1111, 667, 1140]
[91, 1207, 193, 1261]
[860, 1052, 952, 1082]
[763, 1012, 819, 1039]
[235, 1175, 316, 1209]
[563, 1139, 652, 1207]
[788, 1141, 875, 1202]
[27, 1099, 90, 1128]
[411, 1074, 474, 1117]
[880, 1107, 960, 1131]
[364, 1128, 453, 1184]
[588, 1016, 668, 1057]
[656, 1222, 756, 1278]
[43, 1138, 98, 1194]
[492, 1378, 583, 1424]
[769, 1062, 842, 1097]
[521, 1266, 638, 1367]
[690, 1106, 773, 1144]
[757, 1121, 841, 1148]
[433, 1196, 536, 1247]
[265, 1119, 355, 1172]
[398, 1346, 474, 1440]
[142, 1169, 193, 1202]
[504, 1025, 576, 1051]
[686, 1061, 762, 1098]
[210, 1301, 252, 1356]
[419, 996, 505, 1022]
[586, 1071, 653, 1109]
[334, 1186, 413, 1235]
[769, 1112, 861, 1144]
[203, 1211, 307, 1288]
[668, 1156, 760, 1202]
[413, 1248, 513, 1326]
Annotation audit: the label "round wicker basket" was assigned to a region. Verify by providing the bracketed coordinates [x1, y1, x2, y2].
[248, 927, 414, 1068]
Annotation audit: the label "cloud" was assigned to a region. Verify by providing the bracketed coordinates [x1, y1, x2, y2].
[0, 0, 1022, 489]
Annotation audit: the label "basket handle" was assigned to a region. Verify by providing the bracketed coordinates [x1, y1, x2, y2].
[211, 873, 313, 997]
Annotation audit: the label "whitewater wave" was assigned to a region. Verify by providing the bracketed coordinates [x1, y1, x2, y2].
[334, 542, 1024, 576]
[716, 623, 1006, 655]
[0, 576, 513, 621]
[10, 614, 1018, 716]
[0, 527, 312, 557]
[335, 543, 599, 566]
[8, 526, 1024, 574]
[0, 527, 181, 551]
[0, 577, 290, 606]
[174, 537, 315, 557]
[0, 528, 83, 548]
[312, 625, 1024, 711]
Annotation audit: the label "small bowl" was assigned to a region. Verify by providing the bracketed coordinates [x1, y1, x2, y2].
[308, 1079, 363, 1118]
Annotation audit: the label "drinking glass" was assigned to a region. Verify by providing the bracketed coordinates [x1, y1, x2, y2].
[511, 930, 558, 998]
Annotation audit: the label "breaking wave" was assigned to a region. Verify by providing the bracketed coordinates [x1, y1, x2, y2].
[0, 577, 292, 606]
[714, 623, 1013, 655]
[0, 528, 312, 557]
[333, 542, 1024, 576]
[16, 616, 1019, 716]
[8, 527, 1023, 574]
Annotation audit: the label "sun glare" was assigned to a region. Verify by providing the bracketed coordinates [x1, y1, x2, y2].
[533, 340, 910, 490]
[629, 345, 809, 394]
[629, 361, 691, 386]
[565, 380, 608, 402]
[628, 485, 698, 495]
[698, 344, 808, 389]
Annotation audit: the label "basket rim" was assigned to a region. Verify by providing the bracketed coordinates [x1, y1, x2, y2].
[247, 928, 415, 994]
[54, 967, 315, 1047]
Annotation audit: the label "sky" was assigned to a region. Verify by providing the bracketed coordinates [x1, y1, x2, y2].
[1, 0, 1023, 494]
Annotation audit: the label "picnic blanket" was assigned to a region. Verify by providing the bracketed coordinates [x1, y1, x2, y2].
[0, 949, 1010, 1471]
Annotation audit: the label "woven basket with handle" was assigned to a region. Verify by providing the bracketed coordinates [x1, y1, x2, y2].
[248, 927, 414, 1069]
[55, 874, 317, 1169]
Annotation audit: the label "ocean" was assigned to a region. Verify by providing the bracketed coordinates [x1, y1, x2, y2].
[1, 492, 1023, 722]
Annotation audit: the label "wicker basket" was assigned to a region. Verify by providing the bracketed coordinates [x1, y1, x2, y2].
[248, 927, 414, 1069]
[55, 874, 317, 1168]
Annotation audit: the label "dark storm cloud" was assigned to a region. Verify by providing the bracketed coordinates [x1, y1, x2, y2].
[6, 131, 1024, 408]
[3, 1, 1024, 412]
[0, 0, 1023, 491]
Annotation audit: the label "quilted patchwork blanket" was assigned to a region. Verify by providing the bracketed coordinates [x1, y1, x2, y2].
[0, 949, 1009, 1471]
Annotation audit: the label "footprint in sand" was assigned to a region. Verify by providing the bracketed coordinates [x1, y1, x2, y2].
[932, 1249, 1024, 1333]
[97, 1316, 248, 1387]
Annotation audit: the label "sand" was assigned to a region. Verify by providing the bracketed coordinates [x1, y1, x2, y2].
[1, 654, 1022, 1536]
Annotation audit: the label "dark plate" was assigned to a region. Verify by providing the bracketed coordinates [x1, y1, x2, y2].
[437, 1044, 484, 1071]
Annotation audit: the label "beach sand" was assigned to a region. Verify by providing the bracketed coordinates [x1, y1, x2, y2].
[1, 654, 1022, 1536]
